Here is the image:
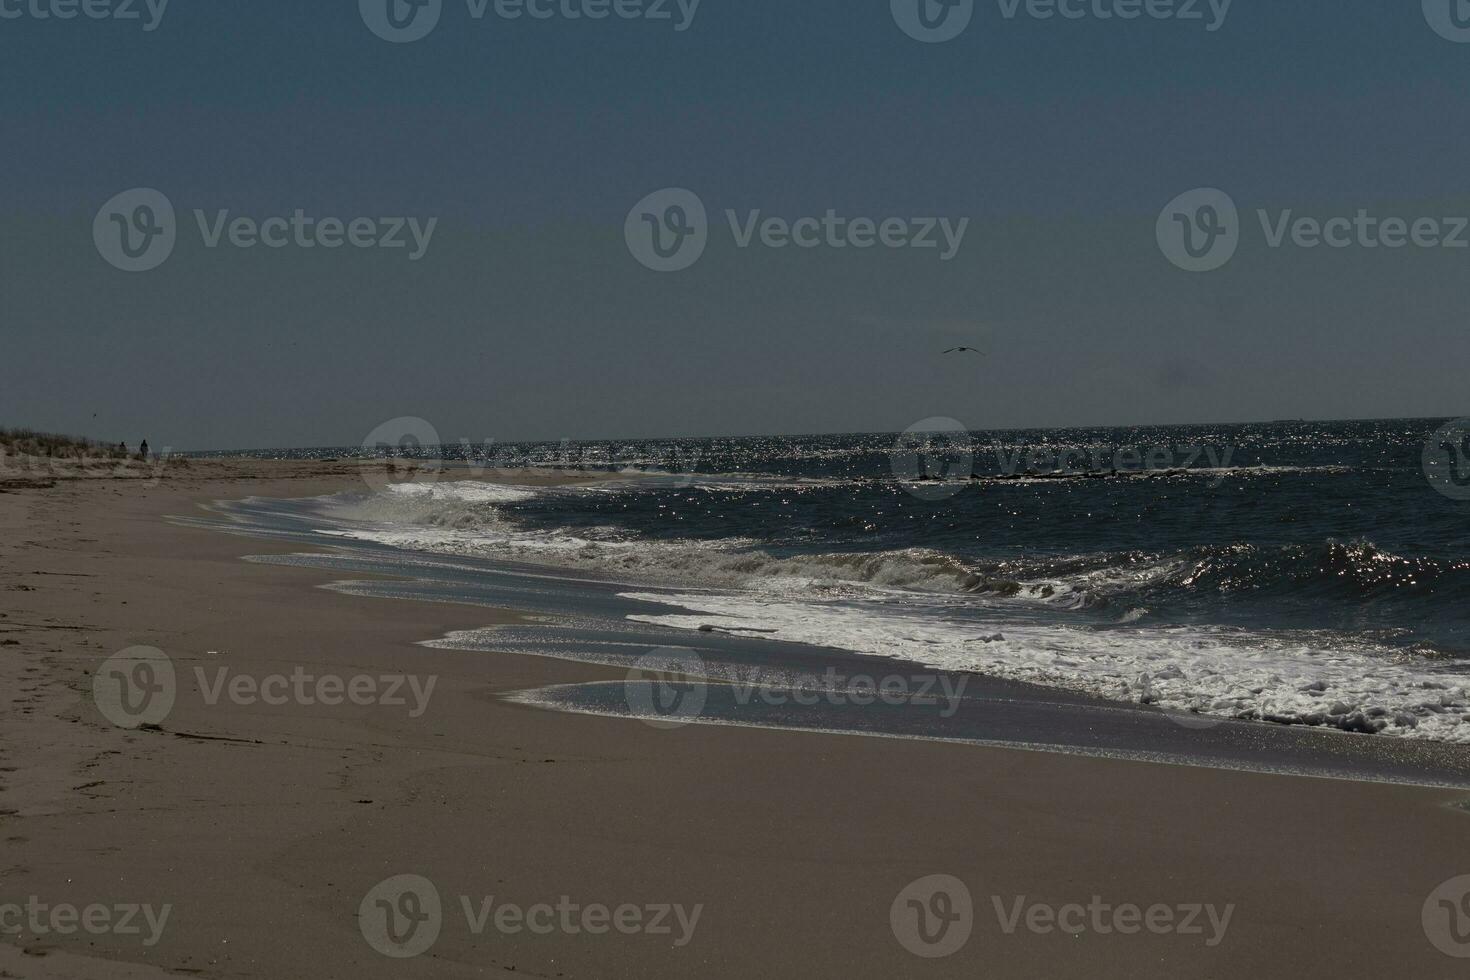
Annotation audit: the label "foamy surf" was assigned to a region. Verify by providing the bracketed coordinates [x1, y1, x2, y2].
[620, 590, 1470, 743]
[270, 419, 1470, 746]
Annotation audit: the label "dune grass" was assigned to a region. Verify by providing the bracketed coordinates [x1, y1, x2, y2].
[0, 427, 128, 460]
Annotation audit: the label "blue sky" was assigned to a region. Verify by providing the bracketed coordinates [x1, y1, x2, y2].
[3, 1, 1469, 449]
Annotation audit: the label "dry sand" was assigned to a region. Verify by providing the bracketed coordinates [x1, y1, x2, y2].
[1, 457, 1468, 977]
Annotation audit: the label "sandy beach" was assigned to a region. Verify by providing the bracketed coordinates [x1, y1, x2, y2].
[1, 458, 1468, 978]
[13, 0, 1470, 973]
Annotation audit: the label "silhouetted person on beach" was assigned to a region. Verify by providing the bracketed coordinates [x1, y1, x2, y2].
[139, 439, 149, 460]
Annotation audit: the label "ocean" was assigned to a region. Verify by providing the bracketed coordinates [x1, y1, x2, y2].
[191, 418, 1470, 749]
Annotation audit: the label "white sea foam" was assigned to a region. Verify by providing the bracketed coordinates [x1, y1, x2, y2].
[317, 485, 1009, 596]
[307, 482, 1470, 743]
[316, 481, 555, 552]
[620, 590, 1470, 743]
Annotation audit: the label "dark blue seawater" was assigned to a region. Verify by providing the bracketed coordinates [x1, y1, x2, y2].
[199, 417, 1470, 659]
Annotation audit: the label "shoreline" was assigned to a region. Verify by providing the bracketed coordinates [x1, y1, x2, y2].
[2, 459, 1469, 976]
[201, 481, 1470, 787]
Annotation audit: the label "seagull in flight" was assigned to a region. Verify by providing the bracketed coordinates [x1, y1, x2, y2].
[943, 347, 985, 354]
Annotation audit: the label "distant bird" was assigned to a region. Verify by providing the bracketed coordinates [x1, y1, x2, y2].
[943, 347, 985, 354]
